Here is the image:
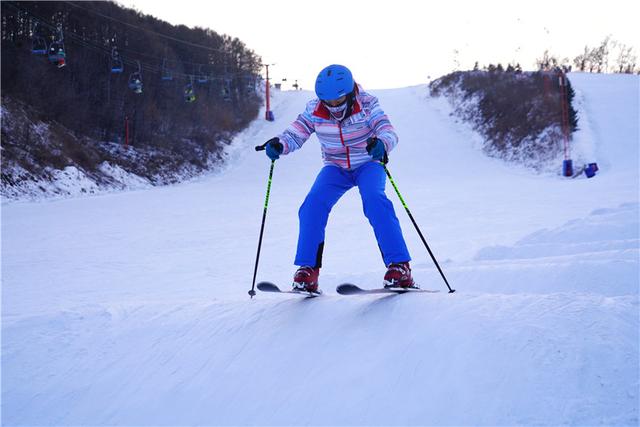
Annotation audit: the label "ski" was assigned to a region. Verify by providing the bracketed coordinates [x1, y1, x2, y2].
[257, 281, 322, 298]
[336, 283, 439, 295]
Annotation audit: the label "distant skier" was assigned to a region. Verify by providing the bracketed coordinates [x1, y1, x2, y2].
[262, 64, 415, 293]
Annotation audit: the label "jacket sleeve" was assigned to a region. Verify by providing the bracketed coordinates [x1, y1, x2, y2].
[367, 96, 398, 153]
[277, 101, 316, 155]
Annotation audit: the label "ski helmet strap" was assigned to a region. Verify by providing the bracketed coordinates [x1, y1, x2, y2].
[343, 82, 357, 119]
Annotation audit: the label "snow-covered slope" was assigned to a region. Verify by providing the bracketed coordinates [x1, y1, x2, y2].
[2, 73, 638, 425]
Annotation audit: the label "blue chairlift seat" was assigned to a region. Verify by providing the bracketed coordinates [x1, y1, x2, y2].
[196, 65, 208, 84]
[32, 37, 47, 55]
[161, 59, 173, 81]
[110, 47, 124, 73]
[111, 58, 124, 73]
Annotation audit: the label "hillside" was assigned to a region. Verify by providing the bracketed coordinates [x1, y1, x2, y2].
[2, 74, 638, 425]
[1, 1, 262, 200]
[429, 69, 579, 172]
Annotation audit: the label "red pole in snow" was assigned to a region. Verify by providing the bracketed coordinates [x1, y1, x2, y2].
[559, 72, 570, 161]
[264, 64, 275, 121]
[265, 64, 271, 120]
[558, 71, 573, 176]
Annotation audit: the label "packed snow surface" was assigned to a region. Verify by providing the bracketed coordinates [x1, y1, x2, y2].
[2, 73, 638, 425]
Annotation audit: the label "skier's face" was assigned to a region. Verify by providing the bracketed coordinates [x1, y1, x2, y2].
[323, 95, 347, 107]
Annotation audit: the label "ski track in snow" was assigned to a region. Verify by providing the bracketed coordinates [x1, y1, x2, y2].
[2, 73, 639, 425]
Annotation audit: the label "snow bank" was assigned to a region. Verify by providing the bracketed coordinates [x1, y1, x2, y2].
[0, 163, 153, 202]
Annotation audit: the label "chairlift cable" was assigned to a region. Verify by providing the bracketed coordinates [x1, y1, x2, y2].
[63, 1, 240, 55]
[5, 2, 261, 85]
[8, 2, 258, 74]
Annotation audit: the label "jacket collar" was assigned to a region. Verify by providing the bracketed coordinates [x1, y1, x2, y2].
[313, 98, 362, 119]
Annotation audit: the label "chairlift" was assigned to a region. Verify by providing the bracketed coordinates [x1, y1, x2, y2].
[48, 42, 63, 61]
[244, 75, 256, 95]
[184, 76, 196, 103]
[197, 65, 208, 84]
[110, 47, 124, 74]
[31, 22, 47, 55]
[32, 37, 47, 55]
[48, 42, 66, 67]
[222, 78, 232, 102]
[161, 58, 173, 81]
[128, 61, 143, 94]
[48, 25, 66, 68]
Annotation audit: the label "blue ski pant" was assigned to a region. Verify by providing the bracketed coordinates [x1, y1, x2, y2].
[295, 161, 411, 268]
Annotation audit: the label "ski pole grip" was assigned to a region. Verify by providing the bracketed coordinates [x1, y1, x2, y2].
[255, 142, 268, 151]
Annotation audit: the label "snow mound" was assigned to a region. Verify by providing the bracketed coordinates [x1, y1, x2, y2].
[476, 202, 639, 260]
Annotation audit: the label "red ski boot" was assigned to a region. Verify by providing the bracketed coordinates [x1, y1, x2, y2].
[292, 266, 320, 293]
[383, 262, 416, 289]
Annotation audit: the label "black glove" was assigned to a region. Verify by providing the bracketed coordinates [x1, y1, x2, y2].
[366, 137, 388, 164]
[265, 137, 283, 161]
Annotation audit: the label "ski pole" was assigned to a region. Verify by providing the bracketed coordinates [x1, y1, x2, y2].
[382, 163, 456, 293]
[249, 143, 276, 298]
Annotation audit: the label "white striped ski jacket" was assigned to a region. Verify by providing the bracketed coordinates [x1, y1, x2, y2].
[277, 86, 398, 170]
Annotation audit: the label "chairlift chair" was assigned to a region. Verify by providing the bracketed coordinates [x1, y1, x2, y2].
[48, 25, 66, 67]
[244, 75, 256, 95]
[32, 37, 47, 55]
[184, 77, 196, 102]
[161, 59, 173, 81]
[184, 86, 196, 103]
[128, 73, 143, 93]
[197, 65, 208, 84]
[48, 42, 65, 63]
[222, 78, 232, 102]
[128, 61, 143, 94]
[31, 22, 47, 55]
[110, 47, 124, 73]
[111, 59, 124, 74]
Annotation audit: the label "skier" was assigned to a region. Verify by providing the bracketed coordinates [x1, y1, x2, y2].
[262, 64, 414, 293]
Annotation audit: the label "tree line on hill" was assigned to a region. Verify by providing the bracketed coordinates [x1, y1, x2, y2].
[464, 36, 637, 75]
[538, 36, 637, 74]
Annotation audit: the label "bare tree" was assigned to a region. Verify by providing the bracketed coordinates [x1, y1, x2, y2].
[590, 36, 612, 73]
[613, 42, 637, 73]
[537, 50, 570, 72]
[573, 46, 591, 72]
[536, 50, 556, 71]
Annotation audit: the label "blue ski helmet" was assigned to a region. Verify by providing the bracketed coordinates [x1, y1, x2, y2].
[314, 64, 354, 101]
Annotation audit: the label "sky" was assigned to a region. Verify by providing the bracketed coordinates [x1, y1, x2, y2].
[118, 0, 639, 90]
